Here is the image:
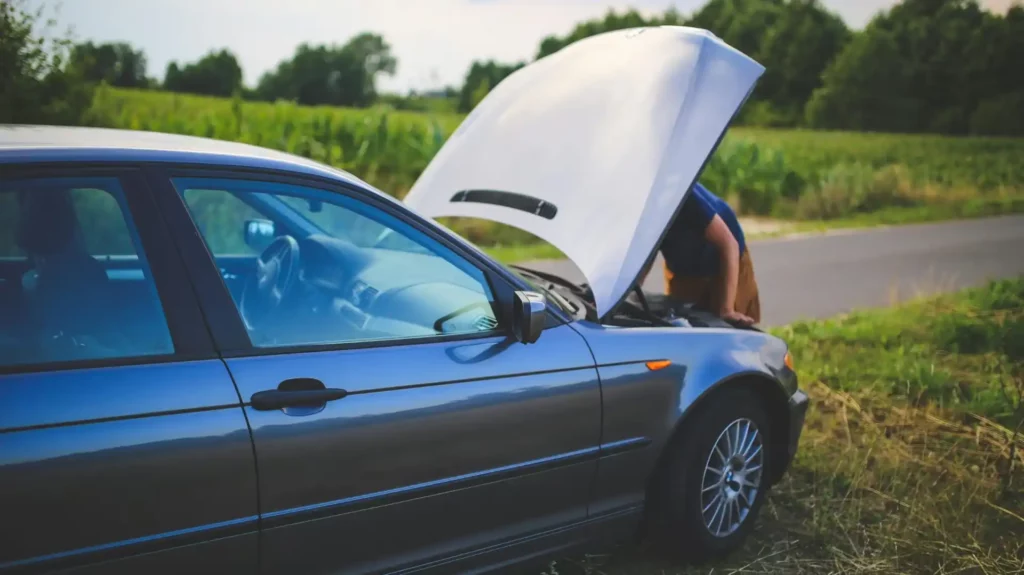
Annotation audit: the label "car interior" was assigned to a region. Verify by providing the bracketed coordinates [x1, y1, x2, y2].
[0, 183, 173, 367]
[178, 183, 503, 349]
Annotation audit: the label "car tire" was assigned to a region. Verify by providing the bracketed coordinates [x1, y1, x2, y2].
[647, 386, 772, 562]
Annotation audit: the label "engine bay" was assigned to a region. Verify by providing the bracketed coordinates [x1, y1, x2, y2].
[509, 265, 755, 331]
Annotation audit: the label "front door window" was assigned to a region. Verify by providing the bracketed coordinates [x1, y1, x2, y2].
[174, 177, 501, 349]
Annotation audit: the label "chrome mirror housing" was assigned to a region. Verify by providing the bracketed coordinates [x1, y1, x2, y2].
[512, 291, 546, 344]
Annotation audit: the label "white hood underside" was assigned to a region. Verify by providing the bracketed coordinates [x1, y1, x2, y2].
[403, 26, 765, 318]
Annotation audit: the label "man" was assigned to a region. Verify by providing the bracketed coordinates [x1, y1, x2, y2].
[642, 182, 760, 326]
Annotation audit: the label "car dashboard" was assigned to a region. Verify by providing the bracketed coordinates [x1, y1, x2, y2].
[280, 234, 500, 345]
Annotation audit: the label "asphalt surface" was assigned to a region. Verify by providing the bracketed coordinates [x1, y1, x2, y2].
[523, 214, 1024, 326]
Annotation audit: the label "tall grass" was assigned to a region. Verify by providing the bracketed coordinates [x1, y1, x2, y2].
[85, 85, 461, 195]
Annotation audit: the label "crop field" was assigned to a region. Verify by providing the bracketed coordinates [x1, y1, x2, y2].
[83, 87, 1024, 253]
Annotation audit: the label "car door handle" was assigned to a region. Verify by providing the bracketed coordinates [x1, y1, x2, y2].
[250, 378, 349, 411]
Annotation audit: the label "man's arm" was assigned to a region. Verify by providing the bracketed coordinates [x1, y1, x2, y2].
[704, 214, 754, 325]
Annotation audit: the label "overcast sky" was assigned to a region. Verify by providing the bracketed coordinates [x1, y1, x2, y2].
[34, 0, 1018, 93]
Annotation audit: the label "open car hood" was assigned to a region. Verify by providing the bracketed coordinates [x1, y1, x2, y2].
[403, 26, 764, 318]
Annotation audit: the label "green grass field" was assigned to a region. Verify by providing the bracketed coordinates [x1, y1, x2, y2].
[82, 86, 1024, 258]
[547, 278, 1024, 574]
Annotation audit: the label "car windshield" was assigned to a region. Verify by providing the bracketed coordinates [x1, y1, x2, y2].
[277, 195, 431, 255]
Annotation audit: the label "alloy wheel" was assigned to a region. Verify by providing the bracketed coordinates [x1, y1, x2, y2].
[700, 418, 764, 538]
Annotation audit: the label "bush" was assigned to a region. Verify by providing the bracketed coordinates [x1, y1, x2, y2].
[1002, 317, 1024, 361]
[795, 163, 871, 219]
[795, 163, 920, 219]
[969, 278, 1024, 311]
[701, 140, 804, 216]
[933, 314, 997, 355]
[861, 164, 919, 211]
[0, 0, 93, 125]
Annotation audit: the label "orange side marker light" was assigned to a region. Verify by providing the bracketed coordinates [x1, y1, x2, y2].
[646, 360, 671, 371]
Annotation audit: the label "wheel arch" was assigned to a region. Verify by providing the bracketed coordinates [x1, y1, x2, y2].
[647, 371, 793, 495]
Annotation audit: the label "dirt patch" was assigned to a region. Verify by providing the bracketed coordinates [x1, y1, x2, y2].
[740, 217, 798, 238]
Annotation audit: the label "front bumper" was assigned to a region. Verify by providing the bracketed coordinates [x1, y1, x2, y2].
[774, 388, 809, 482]
[787, 389, 809, 457]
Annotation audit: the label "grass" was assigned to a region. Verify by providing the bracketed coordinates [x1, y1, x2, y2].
[543, 278, 1024, 575]
[78, 86, 1024, 254]
[482, 242, 564, 264]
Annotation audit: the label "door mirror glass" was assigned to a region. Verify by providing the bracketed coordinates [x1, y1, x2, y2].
[512, 291, 546, 344]
[244, 219, 276, 251]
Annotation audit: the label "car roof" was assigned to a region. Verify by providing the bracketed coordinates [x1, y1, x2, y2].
[0, 124, 373, 190]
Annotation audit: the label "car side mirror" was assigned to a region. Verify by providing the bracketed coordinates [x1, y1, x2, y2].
[512, 291, 546, 344]
[244, 219, 276, 251]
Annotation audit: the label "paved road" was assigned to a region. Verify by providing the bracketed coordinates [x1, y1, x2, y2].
[523, 214, 1024, 326]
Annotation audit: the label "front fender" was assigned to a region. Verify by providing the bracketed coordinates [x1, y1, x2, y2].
[567, 321, 793, 515]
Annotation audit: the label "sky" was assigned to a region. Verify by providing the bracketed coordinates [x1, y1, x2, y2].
[33, 0, 1018, 94]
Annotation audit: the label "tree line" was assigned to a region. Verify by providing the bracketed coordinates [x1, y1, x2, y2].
[464, 0, 1024, 136]
[57, 34, 397, 108]
[2, 0, 1022, 135]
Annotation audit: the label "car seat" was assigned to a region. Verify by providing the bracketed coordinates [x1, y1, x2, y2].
[15, 187, 118, 361]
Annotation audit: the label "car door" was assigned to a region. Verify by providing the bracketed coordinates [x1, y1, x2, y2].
[0, 168, 258, 573]
[153, 169, 602, 574]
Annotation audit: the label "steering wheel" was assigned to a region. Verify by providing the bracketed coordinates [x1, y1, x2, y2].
[240, 235, 301, 331]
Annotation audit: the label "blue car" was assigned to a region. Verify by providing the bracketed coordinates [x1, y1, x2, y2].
[1, 27, 807, 575]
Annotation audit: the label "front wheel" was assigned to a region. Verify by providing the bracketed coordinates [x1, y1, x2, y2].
[647, 387, 771, 562]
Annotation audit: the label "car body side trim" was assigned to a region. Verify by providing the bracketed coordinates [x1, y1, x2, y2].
[0, 515, 258, 571]
[599, 437, 653, 456]
[0, 403, 242, 435]
[395, 504, 643, 574]
[261, 446, 599, 527]
[260, 439, 649, 529]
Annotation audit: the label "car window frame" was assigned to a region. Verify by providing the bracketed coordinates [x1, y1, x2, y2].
[144, 164, 566, 359]
[0, 163, 217, 376]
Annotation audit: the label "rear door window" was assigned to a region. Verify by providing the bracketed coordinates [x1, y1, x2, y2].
[0, 176, 174, 368]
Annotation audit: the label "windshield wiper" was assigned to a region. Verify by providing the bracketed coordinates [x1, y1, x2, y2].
[544, 285, 579, 315]
[513, 268, 579, 315]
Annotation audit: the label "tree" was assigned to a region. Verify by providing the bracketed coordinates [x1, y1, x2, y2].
[804, 29, 920, 132]
[255, 33, 396, 107]
[807, 0, 1024, 135]
[164, 49, 243, 97]
[749, 0, 850, 123]
[687, 0, 850, 126]
[457, 60, 524, 113]
[0, 0, 92, 124]
[70, 41, 149, 88]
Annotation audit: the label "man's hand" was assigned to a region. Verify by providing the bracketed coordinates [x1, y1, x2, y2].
[721, 309, 755, 326]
